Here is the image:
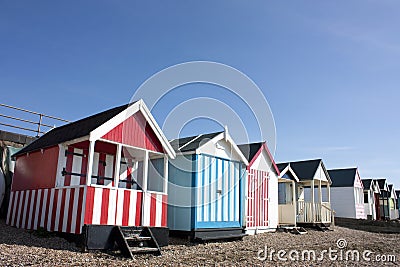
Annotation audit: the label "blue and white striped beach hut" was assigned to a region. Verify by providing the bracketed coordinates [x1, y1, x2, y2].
[167, 129, 248, 241]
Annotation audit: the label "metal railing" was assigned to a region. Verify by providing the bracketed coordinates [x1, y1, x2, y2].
[0, 103, 69, 137]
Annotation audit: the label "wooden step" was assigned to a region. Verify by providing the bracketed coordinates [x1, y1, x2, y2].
[130, 247, 159, 253]
[113, 226, 161, 258]
[316, 224, 331, 232]
[291, 227, 308, 235]
[121, 229, 142, 236]
[125, 235, 152, 241]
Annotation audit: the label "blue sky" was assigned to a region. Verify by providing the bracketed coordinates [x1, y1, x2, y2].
[1, 1, 399, 189]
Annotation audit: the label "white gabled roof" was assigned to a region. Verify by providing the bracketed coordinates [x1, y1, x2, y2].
[90, 99, 176, 159]
[278, 164, 300, 182]
[196, 130, 249, 165]
[169, 127, 249, 165]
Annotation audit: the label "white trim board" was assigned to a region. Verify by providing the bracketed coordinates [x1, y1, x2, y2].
[196, 131, 249, 165]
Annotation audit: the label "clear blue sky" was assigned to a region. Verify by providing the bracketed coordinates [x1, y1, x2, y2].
[1, 1, 399, 189]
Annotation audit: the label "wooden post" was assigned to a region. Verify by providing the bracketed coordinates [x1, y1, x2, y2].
[141, 151, 149, 226]
[86, 140, 95, 186]
[114, 144, 122, 188]
[319, 180, 323, 223]
[292, 180, 296, 226]
[327, 183, 331, 203]
[327, 182, 332, 223]
[163, 154, 168, 194]
[311, 180, 315, 223]
[318, 180, 322, 204]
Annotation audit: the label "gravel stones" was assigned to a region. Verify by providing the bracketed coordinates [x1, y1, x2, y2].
[0, 220, 398, 266]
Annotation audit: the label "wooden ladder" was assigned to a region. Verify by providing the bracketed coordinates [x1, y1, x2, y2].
[316, 223, 332, 232]
[291, 227, 308, 235]
[113, 226, 161, 259]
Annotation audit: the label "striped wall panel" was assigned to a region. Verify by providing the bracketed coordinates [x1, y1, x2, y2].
[101, 112, 164, 153]
[7, 186, 168, 234]
[84, 187, 167, 228]
[246, 169, 269, 228]
[196, 155, 241, 227]
[6, 187, 86, 234]
[355, 203, 366, 219]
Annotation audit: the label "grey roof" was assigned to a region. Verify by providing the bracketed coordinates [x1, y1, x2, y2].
[327, 168, 357, 187]
[277, 163, 289, 172]
[14, 103, 131, 157]
[388, 184, 394, 192]
[169, 132, 222, 153]
[237, 142, 263, 162]
[376, 179, 387, 191]
[361, 179, 373, 189]
[278, 159, 323, 181]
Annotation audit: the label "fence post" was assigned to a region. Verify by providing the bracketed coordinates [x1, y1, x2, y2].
[37, 114, 43, 137]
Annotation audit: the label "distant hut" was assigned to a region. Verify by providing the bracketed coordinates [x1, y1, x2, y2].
[277, 163, 299, 227]
[388, 184, 398, 220]
[277, 159, 333, 227]
[376, 179, 390, 220]
[361, 179, 381, 220]
[328, 168, 365, 219]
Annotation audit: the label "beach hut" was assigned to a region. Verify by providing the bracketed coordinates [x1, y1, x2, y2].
[388, 184, 398, 220]
[327, 168, 366, 219]
[237, 142, 280, 234]
[361, 179, 381, 220]
[277, 159, 333, 227]
[6, 100, 176, 250]
[276, 163, 299, 227]
[167, 129, 248, 241]
[376, 179, 390, 220]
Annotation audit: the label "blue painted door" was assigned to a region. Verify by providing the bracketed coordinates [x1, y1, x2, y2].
[195, 154, 242, 229]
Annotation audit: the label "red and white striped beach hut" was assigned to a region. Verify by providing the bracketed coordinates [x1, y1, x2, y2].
[6, 100, 175, 247]
[238, 142, 280, 234]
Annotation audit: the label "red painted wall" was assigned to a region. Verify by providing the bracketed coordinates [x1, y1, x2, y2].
[12, 146, 59, 191]
[102, 112, 164, 153]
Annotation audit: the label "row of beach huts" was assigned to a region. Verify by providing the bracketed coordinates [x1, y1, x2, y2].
[1, 100, 399, 256]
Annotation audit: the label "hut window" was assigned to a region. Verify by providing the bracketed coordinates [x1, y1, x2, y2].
[364, 192, 369, 203]
[91, 152, 114, 186]
[61, 146, 88, 186]
[321, 185, 329, 202]
[119, 158, 144, 190]
[118, 147, 145, 190]
[147, 156, 165, 193]
[278, 183, 287, 204]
